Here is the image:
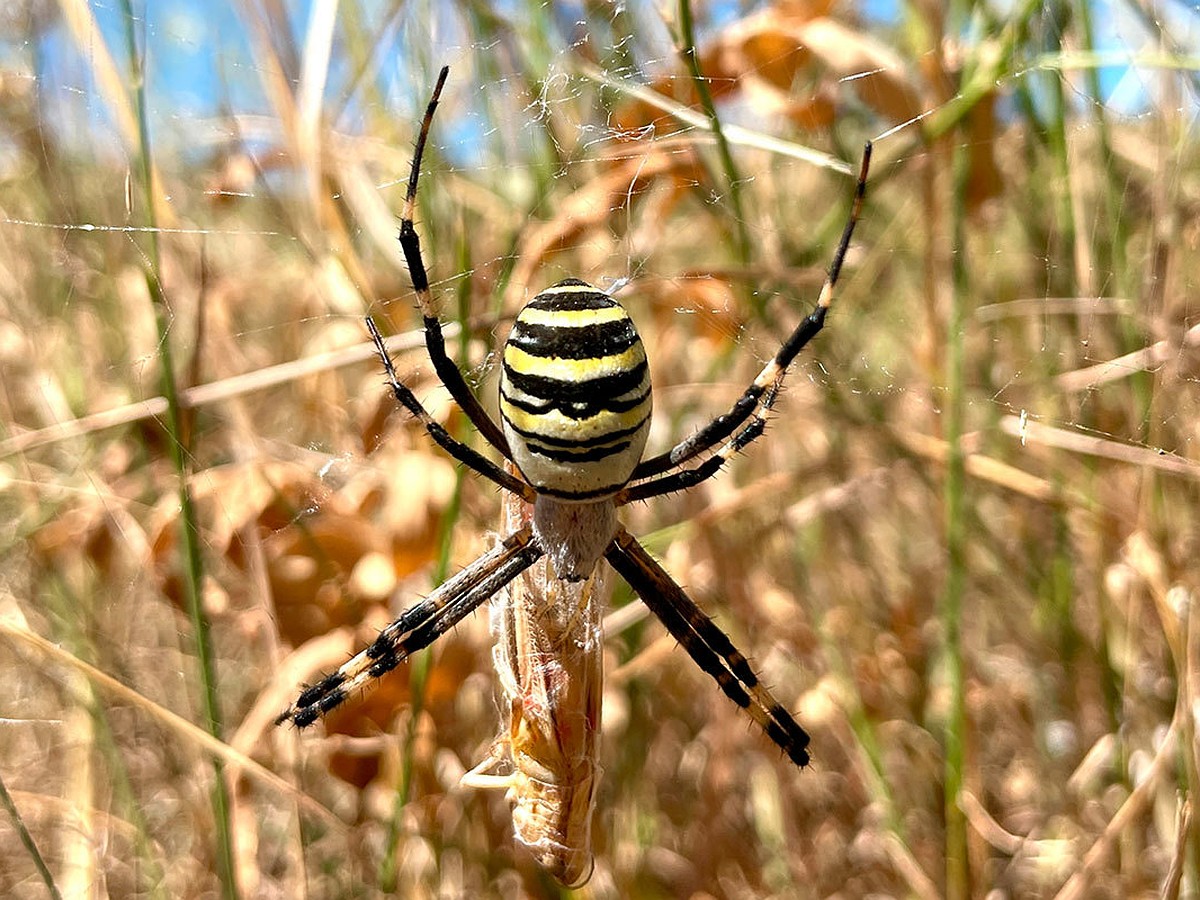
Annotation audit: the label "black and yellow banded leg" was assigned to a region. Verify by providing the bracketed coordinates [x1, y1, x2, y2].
[393, 64, 511, 458]
[615, 380, 779, 505]
[605, 528, 810, 767]
[278, 526, 543, 727]
[366, 317, 534, 501]
[630, 142, 872, 483]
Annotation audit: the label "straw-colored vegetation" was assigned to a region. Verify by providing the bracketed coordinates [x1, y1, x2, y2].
[2, 1, 1197, 897]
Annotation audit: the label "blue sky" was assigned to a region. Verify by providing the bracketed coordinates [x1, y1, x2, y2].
[5, 0, 1190, 161]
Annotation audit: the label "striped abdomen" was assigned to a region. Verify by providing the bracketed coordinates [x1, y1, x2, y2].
[500, 280, 651, 500]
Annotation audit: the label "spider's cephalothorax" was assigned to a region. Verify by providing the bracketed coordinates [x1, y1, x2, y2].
[278, 64, 872, 888]
[499, 278, 652, 501]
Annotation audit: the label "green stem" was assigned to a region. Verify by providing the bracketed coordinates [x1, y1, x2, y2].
[380, 224, 474, 890]
[116, 5, 237, 897]
[0, 769, 62, 900]
[676, 0, 751, 267]
[922, 0, 1042, 143]
[942, 138, 971, 900]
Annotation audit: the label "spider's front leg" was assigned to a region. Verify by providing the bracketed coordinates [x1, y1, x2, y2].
[627, 142, 873, 489]
[392, 64, 511, 457]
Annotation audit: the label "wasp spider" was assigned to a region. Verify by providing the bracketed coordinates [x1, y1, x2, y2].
[278, 66, 870, 885]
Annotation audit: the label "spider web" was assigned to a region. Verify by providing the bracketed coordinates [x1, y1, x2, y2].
[3, 1, 1200, 897]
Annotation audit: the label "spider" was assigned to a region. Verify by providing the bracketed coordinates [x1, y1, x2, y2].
[278, 65, 870, 885]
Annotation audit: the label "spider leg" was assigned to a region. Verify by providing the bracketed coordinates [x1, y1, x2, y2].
[278, 526, 543, 727]
[367, 317, 535, 501]
[394, 64, 512, 458]
[604, 528, 810, 766]
[613, 389, 774, 504]
[630, 142, 872, 482]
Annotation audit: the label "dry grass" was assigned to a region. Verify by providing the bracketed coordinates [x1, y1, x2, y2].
[2, 2, 1198, 898]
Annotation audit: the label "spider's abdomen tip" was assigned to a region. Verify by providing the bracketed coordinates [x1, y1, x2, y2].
[499, 280, 652, 500]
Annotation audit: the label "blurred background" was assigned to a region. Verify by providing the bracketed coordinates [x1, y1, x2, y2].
[1, 1, 1198, 897]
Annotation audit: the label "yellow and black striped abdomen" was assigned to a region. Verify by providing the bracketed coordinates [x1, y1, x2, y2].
[500, 280, 651, 500]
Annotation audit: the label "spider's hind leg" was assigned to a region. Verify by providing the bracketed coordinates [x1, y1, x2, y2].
[605, 528, 810, 767]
